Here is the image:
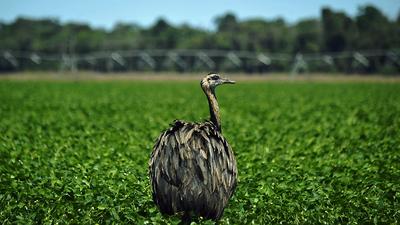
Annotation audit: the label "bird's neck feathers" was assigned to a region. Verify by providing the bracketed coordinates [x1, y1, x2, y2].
[203, 86, 221, 131]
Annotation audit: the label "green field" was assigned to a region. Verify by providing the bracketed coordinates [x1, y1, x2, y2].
[0, 80, 399, 224]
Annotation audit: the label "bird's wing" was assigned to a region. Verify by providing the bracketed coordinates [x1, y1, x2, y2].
[149, 121, 237, 218]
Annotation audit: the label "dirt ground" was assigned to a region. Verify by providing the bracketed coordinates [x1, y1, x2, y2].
[1, 71, 400, 83]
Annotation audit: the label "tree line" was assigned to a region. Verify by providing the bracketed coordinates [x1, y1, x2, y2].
[0, 5, 399, 73]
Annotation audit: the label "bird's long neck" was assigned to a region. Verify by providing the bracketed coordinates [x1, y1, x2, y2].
[204, 88, 221, 131]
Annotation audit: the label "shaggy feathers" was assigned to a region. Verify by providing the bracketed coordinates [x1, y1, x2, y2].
[149, 120, 237, 220]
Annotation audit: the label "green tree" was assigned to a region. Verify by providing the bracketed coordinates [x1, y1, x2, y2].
[105, 22, 141, 49]
[237, 19, 288, 52]
[142, 18, 178, 49]
[321, 8, 357, 52]
[213, 13, 241, 50]
[355, 5, 395, 49]
[175, 24, 210, 49]
[293, 19, 321, 53]
[215, 13, 238, 33]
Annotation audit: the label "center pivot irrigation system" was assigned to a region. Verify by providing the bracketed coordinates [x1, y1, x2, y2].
[1, 49, 399, 74]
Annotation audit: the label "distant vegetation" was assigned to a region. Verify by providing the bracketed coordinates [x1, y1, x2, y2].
[0, 5, 399, 73]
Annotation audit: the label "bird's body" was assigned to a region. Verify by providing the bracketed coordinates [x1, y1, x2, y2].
[149, 73, 237, 221]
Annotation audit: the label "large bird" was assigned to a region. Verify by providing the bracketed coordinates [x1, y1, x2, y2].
[149, 73, 237, 221]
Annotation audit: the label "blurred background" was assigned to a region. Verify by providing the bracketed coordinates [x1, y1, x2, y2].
[0, 0, 399, 75]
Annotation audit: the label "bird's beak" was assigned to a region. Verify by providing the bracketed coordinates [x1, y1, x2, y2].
[221, 77, 236, 84]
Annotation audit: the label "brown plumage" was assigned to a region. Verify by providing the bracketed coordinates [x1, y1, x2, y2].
[149, 73, 237, 221]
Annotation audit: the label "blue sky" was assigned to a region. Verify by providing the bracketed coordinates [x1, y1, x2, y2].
[1, 0, 399, 30]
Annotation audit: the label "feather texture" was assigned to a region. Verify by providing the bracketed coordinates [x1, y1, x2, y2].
[149, 120, 237, 220]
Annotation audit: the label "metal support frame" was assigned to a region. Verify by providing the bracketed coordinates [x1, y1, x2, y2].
[226, 52, 242, 67]
[197, 52, 216, 69]
[1, 49, 399, 73]
[257, 53, 271, 66]
[139, 52, 155, 69]
[353, 52, 369, 68]
[291, 53, 308, 77]
[3, 51, 19, 67]
[167, 52, 187, 70]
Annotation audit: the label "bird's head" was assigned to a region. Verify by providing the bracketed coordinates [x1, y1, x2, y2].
[200, 73, 235, 92]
